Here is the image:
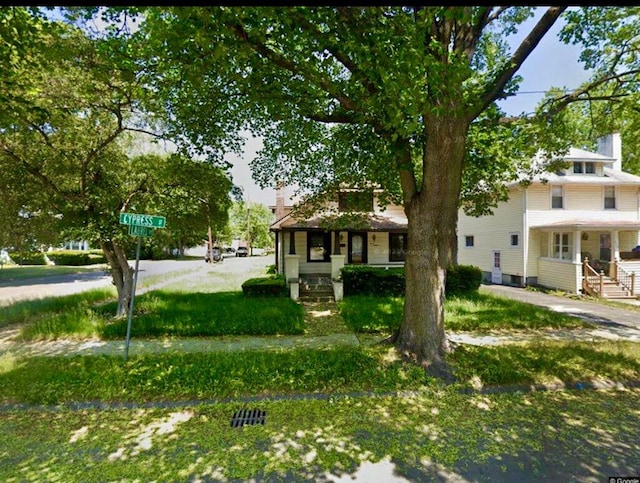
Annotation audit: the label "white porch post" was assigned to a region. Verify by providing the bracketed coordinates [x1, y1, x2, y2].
[611, 230, 620, 278]
[573, 230, 582, 263]
[285, 254, 300, 301]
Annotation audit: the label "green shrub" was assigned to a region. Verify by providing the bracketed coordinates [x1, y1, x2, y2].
[8, 251, 47, 265]
[241, 275, 287, 297]
[341, 265, 405, 297]
[46, 250, 91, 266]
[446, 264, 482, 295]
[341, 264, 482, 297]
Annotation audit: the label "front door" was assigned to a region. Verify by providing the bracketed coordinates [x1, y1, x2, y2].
[348, 232, 368, 264]
[491, 250, 502, 284]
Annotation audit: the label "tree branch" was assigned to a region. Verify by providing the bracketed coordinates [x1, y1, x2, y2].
[230, 21, 362, 115]
[473, 6, 567, 116]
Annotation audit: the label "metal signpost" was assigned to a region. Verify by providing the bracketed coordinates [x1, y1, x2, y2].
[119, 212, 166, 361]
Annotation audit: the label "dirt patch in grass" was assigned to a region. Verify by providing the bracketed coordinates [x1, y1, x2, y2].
[301, 301, 352, 337]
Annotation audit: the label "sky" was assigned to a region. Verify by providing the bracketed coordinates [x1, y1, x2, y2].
[230, 10, 593, 208]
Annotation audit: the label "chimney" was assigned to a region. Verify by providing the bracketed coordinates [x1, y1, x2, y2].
[275, 180, 285, 220]
[596, 132, 622, 171]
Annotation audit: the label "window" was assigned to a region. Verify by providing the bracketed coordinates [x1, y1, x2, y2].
[307, 231, 330, 262]
[338, 191, 373, 212]
[553, 232, 573, 260]
[551, 185, 564, 209]
[510, 233, 520, 248]
[389, 233, 407, 262]
[573, 161, 596, 174]
[465, 235, 474, 248]
[604, 186, 616, 209]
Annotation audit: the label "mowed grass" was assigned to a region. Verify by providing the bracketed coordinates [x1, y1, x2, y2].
[1, 341, 640, 405]
[338, 291, 593, 335]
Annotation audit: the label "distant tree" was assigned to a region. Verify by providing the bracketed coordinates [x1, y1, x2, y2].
[228, 201, 274, 251]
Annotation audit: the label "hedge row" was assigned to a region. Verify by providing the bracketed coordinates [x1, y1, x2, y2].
[8, 252, 47, 265]
[47, 250, 106, 266]
[340, 264, 482, 297]
[241, 275, 287, 297]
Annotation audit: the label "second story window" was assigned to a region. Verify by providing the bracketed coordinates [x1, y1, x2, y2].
[551, 185, 564, 209]
[604, 186, 616, 209]
[338, 191, 373, 212]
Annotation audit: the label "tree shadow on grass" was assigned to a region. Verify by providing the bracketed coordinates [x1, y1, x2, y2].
[449, 341, 640, 387]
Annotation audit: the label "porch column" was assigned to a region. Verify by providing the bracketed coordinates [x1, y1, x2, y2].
[289, 231, 296, 255]
[285, 253, 300, 301]
[572, 230, 582, 264]
[610, 230, 620, 278]
[333, 231, 341, 255]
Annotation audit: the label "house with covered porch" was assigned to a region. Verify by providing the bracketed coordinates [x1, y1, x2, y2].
[270, 186, 408, 301]
[457, 133, 640, 299]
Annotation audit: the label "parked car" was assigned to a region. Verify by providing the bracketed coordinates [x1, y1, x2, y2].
[236, 246, 249, 257]
[223, 247, 236, 258]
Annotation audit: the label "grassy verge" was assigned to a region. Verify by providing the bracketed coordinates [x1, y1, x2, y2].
[0, 388, 638, 481]
[0, 346, 431, 405]
[1, 341, 639, 406]
[338, 291, 593, 335]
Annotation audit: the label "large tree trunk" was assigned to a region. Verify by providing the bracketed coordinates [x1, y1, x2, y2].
[395, 117, 467, 379]
[100, 240, 134, 317]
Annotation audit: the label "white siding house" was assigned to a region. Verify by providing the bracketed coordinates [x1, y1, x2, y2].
[458, 133, 640, 297]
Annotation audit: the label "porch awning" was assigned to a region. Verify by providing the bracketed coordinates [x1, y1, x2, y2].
[270, 212, 408, 232]
[531, 219, 640, 231]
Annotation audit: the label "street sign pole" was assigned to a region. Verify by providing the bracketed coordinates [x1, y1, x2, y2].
[124, 236, 142, 362]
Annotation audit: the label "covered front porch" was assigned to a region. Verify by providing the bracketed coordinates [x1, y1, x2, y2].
[533, 220, 640, 298]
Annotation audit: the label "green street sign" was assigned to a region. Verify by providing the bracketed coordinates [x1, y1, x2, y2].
[128, 225, 154, 237]
[120, 212, 166, 229]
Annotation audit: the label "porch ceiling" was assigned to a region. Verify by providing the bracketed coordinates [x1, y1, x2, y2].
[531, 219, 640, 231]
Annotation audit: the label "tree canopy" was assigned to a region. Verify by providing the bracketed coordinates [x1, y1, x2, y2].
[21, 6, 640, 374]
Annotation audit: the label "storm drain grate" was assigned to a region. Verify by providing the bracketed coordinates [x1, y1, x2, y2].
[231, 408, 266, 428]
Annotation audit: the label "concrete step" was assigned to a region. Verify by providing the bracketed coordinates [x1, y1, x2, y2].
[299, 295, 335, 303]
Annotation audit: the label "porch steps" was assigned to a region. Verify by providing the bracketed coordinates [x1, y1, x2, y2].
[589, 278, 637, 299]
[299, 274, 334, 302]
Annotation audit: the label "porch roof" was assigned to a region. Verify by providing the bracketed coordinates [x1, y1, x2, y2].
[531, 219, 640, 231]
[271, 212, 408, 232]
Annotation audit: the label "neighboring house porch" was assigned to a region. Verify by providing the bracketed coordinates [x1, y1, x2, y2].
[529, 221, 640, 298]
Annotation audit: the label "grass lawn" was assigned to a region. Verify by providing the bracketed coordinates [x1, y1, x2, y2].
[1, 389, 638, 481]
[3, 264, 640, 480]
[338, 291, 594, 335]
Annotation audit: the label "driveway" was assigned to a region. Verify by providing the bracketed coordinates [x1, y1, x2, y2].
[475, 284, 640, 342]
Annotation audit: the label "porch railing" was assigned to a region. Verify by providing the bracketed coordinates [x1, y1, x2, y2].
[582, 258, 605, 297]
[614, 260, 636, 297]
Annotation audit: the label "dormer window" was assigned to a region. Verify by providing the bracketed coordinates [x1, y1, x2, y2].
[573, 161, 596, 174]
[338, 191, 373, 212]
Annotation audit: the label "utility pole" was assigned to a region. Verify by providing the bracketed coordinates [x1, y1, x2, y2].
[246, 201, 252, 256]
